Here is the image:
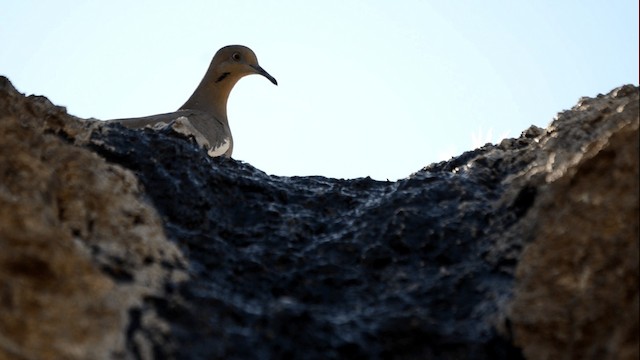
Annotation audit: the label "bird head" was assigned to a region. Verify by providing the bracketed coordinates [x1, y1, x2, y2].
[211, 45, 278, 85]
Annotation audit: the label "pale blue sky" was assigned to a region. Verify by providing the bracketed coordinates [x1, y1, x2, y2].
[2, 1, 638, 180]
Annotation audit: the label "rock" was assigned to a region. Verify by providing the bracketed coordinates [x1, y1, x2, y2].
[0, 75, 637, 359]
[508, 86, 639, 359]
[0, 77, 187, 360]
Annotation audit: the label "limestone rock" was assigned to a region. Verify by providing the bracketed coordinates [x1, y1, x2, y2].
[0, 77, 187, 360]
[508, 87, 639, 359]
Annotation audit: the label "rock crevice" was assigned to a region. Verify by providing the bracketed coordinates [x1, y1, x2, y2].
[0, 76, 637, 359]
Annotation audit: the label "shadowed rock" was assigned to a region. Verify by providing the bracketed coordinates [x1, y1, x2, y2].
[0, 75, 637, 359]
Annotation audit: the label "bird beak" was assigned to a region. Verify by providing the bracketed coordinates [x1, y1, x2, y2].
[251, 64, 278, 86]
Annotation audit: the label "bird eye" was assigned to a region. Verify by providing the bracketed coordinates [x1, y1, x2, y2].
[232, 52, 241, 61]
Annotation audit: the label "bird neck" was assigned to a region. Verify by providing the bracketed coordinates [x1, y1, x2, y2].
[179, 70, 241, 124]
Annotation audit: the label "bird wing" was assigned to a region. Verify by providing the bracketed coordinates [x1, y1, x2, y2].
[104, 110, 232, 157]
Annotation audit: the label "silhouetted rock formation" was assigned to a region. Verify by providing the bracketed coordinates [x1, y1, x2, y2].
[0, 75, 637, 359]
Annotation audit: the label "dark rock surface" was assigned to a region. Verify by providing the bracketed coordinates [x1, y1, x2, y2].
[0, 75, 637, 359]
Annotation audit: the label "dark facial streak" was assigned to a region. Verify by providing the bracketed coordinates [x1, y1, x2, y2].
[215, 72, 231, 83]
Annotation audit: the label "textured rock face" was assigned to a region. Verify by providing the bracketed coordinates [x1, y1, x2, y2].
[508, 89, 639, 359]
[0, 77, 187, 360]
[0, 75, 637, 359]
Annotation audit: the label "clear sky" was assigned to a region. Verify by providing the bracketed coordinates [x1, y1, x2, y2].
[2, 1, 638, 180]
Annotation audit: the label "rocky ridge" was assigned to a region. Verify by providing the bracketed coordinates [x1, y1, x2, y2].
[0, 76, 637, 359]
